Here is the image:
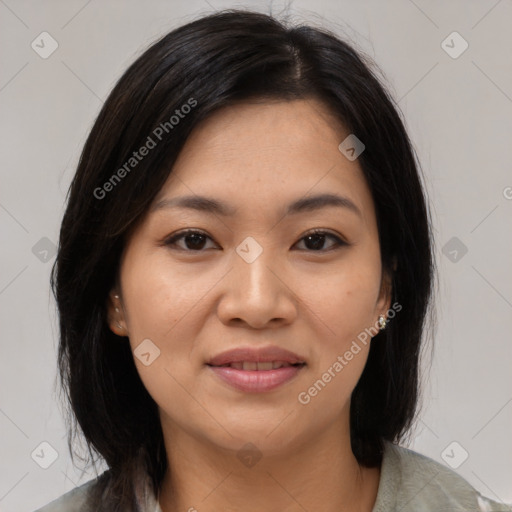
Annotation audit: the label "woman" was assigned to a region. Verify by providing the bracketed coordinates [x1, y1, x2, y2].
[35, 9, 511, 512]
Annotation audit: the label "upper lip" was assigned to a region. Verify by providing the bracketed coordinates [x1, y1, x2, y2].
[207, 346, 306, 366]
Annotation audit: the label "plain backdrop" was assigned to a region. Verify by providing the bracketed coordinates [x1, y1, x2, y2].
[1, 0, 511, 510]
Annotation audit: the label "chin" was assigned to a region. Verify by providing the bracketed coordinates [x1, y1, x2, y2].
[203, 416, 306, 456]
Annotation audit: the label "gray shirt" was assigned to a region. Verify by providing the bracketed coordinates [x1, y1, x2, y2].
[34, 441, 512, 511]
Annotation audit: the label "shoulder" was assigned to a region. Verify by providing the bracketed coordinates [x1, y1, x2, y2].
[373, 441, 512, 512]
[32, 474, 103, 512]
[32, 469, 160, 512]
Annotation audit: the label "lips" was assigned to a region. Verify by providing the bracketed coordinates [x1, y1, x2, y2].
[207, 346, 306, 368]
[206, 346, 307, 392]
[217, 361, 301, 370]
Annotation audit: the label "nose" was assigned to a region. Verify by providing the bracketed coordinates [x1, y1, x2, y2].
[216, 245, 298, 329]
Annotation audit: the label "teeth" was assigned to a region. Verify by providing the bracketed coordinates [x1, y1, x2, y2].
[272, 361, 290, 369]
[223, 361, 295, 370]
[256, 362, 274, 371]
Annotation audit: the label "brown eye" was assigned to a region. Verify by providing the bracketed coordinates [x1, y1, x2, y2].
[294, 230, 347, 252]
[164, 229, 347, 253]
[164, 230, 217, 251]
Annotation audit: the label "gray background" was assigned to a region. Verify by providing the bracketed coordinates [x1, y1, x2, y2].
[1, 0, 511, 510]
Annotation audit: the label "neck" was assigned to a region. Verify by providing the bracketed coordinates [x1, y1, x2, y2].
[157, 419, 381, 512]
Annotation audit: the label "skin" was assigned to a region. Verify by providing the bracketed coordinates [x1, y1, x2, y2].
[107, 98, 392, 512]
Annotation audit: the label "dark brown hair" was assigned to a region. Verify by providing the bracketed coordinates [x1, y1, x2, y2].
[51, 8, 435, 510]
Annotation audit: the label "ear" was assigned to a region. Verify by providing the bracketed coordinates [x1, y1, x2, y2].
[376, 258, 395, 318]
[106, 289, 127, 337]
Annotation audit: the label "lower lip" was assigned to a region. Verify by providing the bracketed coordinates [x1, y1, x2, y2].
[208, 364, 305, 392]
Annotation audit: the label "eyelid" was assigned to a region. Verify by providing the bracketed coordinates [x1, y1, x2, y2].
[163, 228, 348, 251]
[163, 228, 218, 249]
[300, 228, 348, 245]
[293, 229, 348, 251]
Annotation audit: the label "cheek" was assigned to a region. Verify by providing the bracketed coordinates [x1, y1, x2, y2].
[295, 268, 378, 416]
[120, 262, 203, 425]
[304, 261, 381, 344]
[297, 254, 381, 396]
[120, 250, 207, 339]
[119, 251, 218, 398]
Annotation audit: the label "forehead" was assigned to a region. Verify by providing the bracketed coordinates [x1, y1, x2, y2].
[152, 99, 375, 224]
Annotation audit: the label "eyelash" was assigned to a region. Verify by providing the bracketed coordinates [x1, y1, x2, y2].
[163, 228, 347, 253]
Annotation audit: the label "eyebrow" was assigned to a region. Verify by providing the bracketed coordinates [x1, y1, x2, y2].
[151, 192, 362, 218]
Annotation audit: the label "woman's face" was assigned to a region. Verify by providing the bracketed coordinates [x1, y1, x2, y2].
[109, 99, 392, 455]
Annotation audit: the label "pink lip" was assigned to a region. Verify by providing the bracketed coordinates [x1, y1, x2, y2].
[207, 345, 306, 366]
[208, 365, 305, 392]
[206, 345, 307, 393]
